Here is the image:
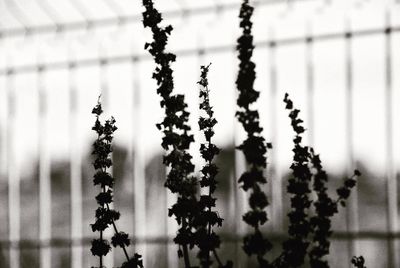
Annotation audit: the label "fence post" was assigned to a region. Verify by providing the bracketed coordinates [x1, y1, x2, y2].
[7, 64, 20, 268]
[68, 43, 83, 268]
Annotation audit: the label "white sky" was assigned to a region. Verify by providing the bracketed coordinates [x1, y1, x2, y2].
[0, 0, 399, 178]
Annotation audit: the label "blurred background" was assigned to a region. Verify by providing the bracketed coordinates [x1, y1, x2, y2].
[0, 0, 399, 267]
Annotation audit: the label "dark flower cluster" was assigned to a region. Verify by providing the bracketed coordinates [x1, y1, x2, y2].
[142, 1, 200, 266]
[140, 0, 366, 267]
[236, 0, 272, 266]
[195, 64, 233, 268]
[336, 170, 360, 207]
[307, 148, 337, 268]
[273, 93, 362, 268]
[351, 256, 366, 268]
[308, 148, 360, 268]
[90, 97, 142, 268]
[120, 254, 144, 268]
[276, 93, 313, 267]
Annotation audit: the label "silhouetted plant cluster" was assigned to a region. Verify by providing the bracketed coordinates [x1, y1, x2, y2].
[142, 1, 203, 267]
[90, 97, 143, 268]
[269, 94, 361, 268]
[271, 94, 314, 267]
[87, 0, 366, 267]
[308, 148, 360, 268]
[235, 1, 273, 266]
[142, 1, 232, 267]
[197, 64, 233, 268]
[352, 256, 367, 268]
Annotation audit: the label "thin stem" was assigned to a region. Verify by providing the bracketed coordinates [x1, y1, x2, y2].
[169, 122, 192, 268]
[101, 141, 130, 262]
[212, 249, 223, 267]
[100, 230, 103, 267]
[105, 202, 130, 261]
[206, 95, 212, 267]
[99, 129, 104, 268]
[182, 219, 191, 268]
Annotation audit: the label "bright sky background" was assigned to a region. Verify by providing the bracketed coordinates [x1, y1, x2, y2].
[0, 0, 399, 179]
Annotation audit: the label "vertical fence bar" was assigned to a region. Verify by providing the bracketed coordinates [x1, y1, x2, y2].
[38, 63, 51, 268]
[305, 21, 314, 147]
[344, 17, 359, 266]
[131, 57, 147, 267]
[384, 10, 399, 268]
[7, 67, 20, 268]
[68, 46, 83, 268]
[128, 55, 136, 255]
[268, 29, 283, 234]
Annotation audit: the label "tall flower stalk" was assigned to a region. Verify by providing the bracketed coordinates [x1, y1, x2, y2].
[308, 148, 360, 268]
[307, 148, 338, 268]
[139, 0, 366, 266]
[275, 93, 314, 267]
[90, 97, 143, 268]
[195, 64, 233, 268]
[236, 0, 272, 266]
[273, 93, 361, 268]
[142, 1, 199, 267]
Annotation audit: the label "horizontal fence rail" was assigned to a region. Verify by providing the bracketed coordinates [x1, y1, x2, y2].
[0, 0, 315, 38]
[0, 26, 399, 76]
[1, 231, 400, 249]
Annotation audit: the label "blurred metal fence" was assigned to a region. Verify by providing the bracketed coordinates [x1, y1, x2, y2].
[0, 0, 399, 267]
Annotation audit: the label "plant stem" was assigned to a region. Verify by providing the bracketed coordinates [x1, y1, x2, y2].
[212, 249, 223, 266]
[100, 230, 103, 267]
[101, 162, 130, 262]
[182, 219, 191, 268]
[169, 125, 192, 268]
[100, 168, 106, 268]
[106, 203, 130, 261]
[206, 142, 212, 267]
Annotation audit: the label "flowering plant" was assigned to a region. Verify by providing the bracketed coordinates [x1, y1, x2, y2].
[90, 97, 143, 268]
[87, 1, 366, 267]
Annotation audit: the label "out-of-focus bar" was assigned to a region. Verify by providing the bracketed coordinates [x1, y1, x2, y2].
[69, 47, 83, 268]
[7, 65, 20, 268]
[344, 17, 360, 267]
[131, 61, 147, 267]
[38, 65, 51, 268]
[384, 10, 399, 268]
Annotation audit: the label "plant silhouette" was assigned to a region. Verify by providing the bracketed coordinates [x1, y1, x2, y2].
[88, 0, 367, 267]
[142, 0, 200, 266]
[90, 97, 143, 268]
[236, 0, 273, 266]
[270, 94, 361, 268]
[196, 64, 233, 268]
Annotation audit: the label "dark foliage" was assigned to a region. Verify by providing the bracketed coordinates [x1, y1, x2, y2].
[90, 97, 142, 268]
[120, 254, 144, 268]
[271, 93, 362, 268]
[352, 256, 367, 268]
[274, 93, 314, 267]
[142, 0, 200, 267]
[236, 0, 272, 266]
[308, 149, 360, 268]
[138, 0, 366, 267]
[196, 64, 233, 268]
